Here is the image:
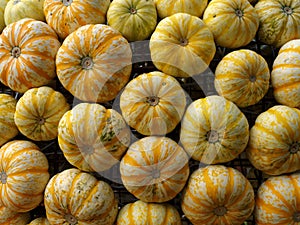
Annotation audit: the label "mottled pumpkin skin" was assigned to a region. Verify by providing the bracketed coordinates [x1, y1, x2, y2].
[116, 200, 182, 225]
[246, 105, 300, 175]
[120, 136, 190, 203]
[215, 49, 270, 108]
[272, 39, 300, 108]
[0, 18, 61, 93]
[181, 165, 255, 225]
[180, 95, 249, 164]
[255, 173, 300, 225]
[44, 168, 118, 225]
[56, 24, 132, 103]
[0, 203, 30, 225]
[27, 217, 50, 225]
[0, 0, 9, 32]
[149, 12, 216, 77]
[0, 140, 50, 212]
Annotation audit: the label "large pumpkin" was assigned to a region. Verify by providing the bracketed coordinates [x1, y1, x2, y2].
[181, 165, 255, 225]
[56, 23, 132, 103]
[14, 86, 70, 141]
[149, 12, 216, 78]
[214, 49, 270, 108]
[203, 0, 259, 49]
[0, 18, 61, 93]
[44, 168, 118, 225]
[120, 136, 190, 203]
[271, 39, 300, 108]
[0, 140, 49, 212]
[180, 95, 249, 164]
[0, 203, 30, 225]
[246, 105, 300, 175]
[255, 0, 300, 48]
[120, 71, 187, 136]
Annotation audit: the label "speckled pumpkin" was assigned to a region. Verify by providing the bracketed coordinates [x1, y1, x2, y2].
[27, 217, 50, 225]
[0, 203, 30, 225]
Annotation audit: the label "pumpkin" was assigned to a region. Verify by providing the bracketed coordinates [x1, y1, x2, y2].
[107, 0, 157, 42]
[44, 0, 110, 40]
[4, 0, 45, 26]
[149, 12, 216, 78]
[180, 95, 249, 164]
[0, 0, 8, 32]
[14, 86, 70, 141]
[153, 0, 208, 18]
[271, 39, 300, 108]
[120, 71, 187, 136]
[255, 172, 300, 224]
[44, 168, 118, 225]
[0, 203, 30, 225]
[0, 94, 18, 146]
[0, 140, 49, 212]
[255, 0, 300, 48]
[0, 18, 61, 93]
[182, 165, 255, 225]
[214, 49, 271, 108]
[27, 217, 50, 225]
[246, 105, 300, 176]
[56, 23, 132, 103]
[120, 136, 190, 203]
[116, 200, 182, 225]
[58, 102, 131, 173]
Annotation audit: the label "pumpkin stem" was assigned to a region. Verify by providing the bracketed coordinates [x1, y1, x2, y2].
[213, 206, 227, 216]
[207, 130, 219, 143]
[146, 96, 160, 106]
[64, 214, 78, 225]
[290, 142, 299, 154]
[38, 117, 45, 125]
[63, 0, 73, 6]
[130, 7, 137, 14]
[11, 46, 21, 58]
[235, 9, 244, 18]
[0, 171, 7, 184]
[151, 168, 160, 179]
[283, 6, 293, 15]
[81, 56, 94, 70]
[294, 212, 300, 222]
[249, 75, 256, 82]
[179, 38, 189, 46]
[13, 0, 20, 5]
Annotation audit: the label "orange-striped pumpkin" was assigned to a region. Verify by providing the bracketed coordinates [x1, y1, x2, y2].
[0, 203, 30, 225]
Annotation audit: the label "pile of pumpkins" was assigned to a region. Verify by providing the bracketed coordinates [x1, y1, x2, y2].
[0, 0, 300, 224]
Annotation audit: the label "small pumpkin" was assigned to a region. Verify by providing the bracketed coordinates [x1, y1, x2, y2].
[27, 217, 50, 225]
[0, 0, 9, 32]
[0, 203, 30, 225]
[44, 168, 118, 225]
[181, 165, 255, 225]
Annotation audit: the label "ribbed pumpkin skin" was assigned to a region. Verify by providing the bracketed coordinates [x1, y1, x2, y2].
[116, 200, 182, 225]
[58, 103, 131, 172]
[120, 71, 187, 136]
[246, 105, 300, 176]
[120, 136, 190, 203]
[180, 95, 249, 164]
[56, 24, 132, 103]
[44, 168, 118, 225]
[14, 86, 70, 141]
[255, 0, 300, 48]
[28, 217, 50, 225]
[0, 0, 9, 32]
[0, 94, 18, 146]
[107, 0, 157, 42]
[149, 13, 216, 78]
[44, 0, 110, 39]
[0, 18, 61, 93]
[255, 173, 300, 224]
[214, 49, 270, 108]
[0, 203, 30, 225]
[271, 39, 300, 108]
[0, 140, 49, 212]
[182, 165, 255, 225]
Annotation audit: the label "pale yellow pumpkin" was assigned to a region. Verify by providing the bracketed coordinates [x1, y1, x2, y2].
[0, 203, 30, 225]
[0, 0, 9, 32]
[27, 217, 50, 225]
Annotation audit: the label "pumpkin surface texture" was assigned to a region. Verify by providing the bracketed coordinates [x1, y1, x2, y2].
[0, 0, 8, 32]
[0, 203, 30, 225]
[27, 217, 50, 225]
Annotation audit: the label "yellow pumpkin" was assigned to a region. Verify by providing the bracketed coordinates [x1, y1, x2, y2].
[0, 0, 9, 32]
[44, 168, 118, 225]
[149, 12, 216, 78]
[56, 23, 132, 103]
[214, 49, 271, 108]
[27, 217, 50, 225]
[0, 203, 30, 225]
[203, 0, 259, 49]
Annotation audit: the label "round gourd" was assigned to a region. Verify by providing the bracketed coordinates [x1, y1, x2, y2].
[0, 203, 30, 225]
[271, 39, 300, 108]
[203, 0, 259, 49]
[149, 12, 216, 78]
[120, 136, 190, 203]
[107, 0, 157, 42]
[0, 18, 61, 93]
[246, 105, 300, 175]
[116, 200, 182, 225]
[0, 140, 50, 212]
[0, 94, 18, 146]
[44, 168, 118, 225]
[0, 0, 9, 32]
[4, 0, 45, 26]
[27, 217, 50, 225]
[180, 95, 249, 164]
[56, 24, 132, 103]
[255, 0, 300, 48]
[255, 172, 300, 224]
[14, 86, 70, 141]
[181, 165, 255, 225]
[58, 102, 131, 173]
[44, 0, 110, 39]
[120, 71, 187, 136]
[214, 49, 270, 108]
